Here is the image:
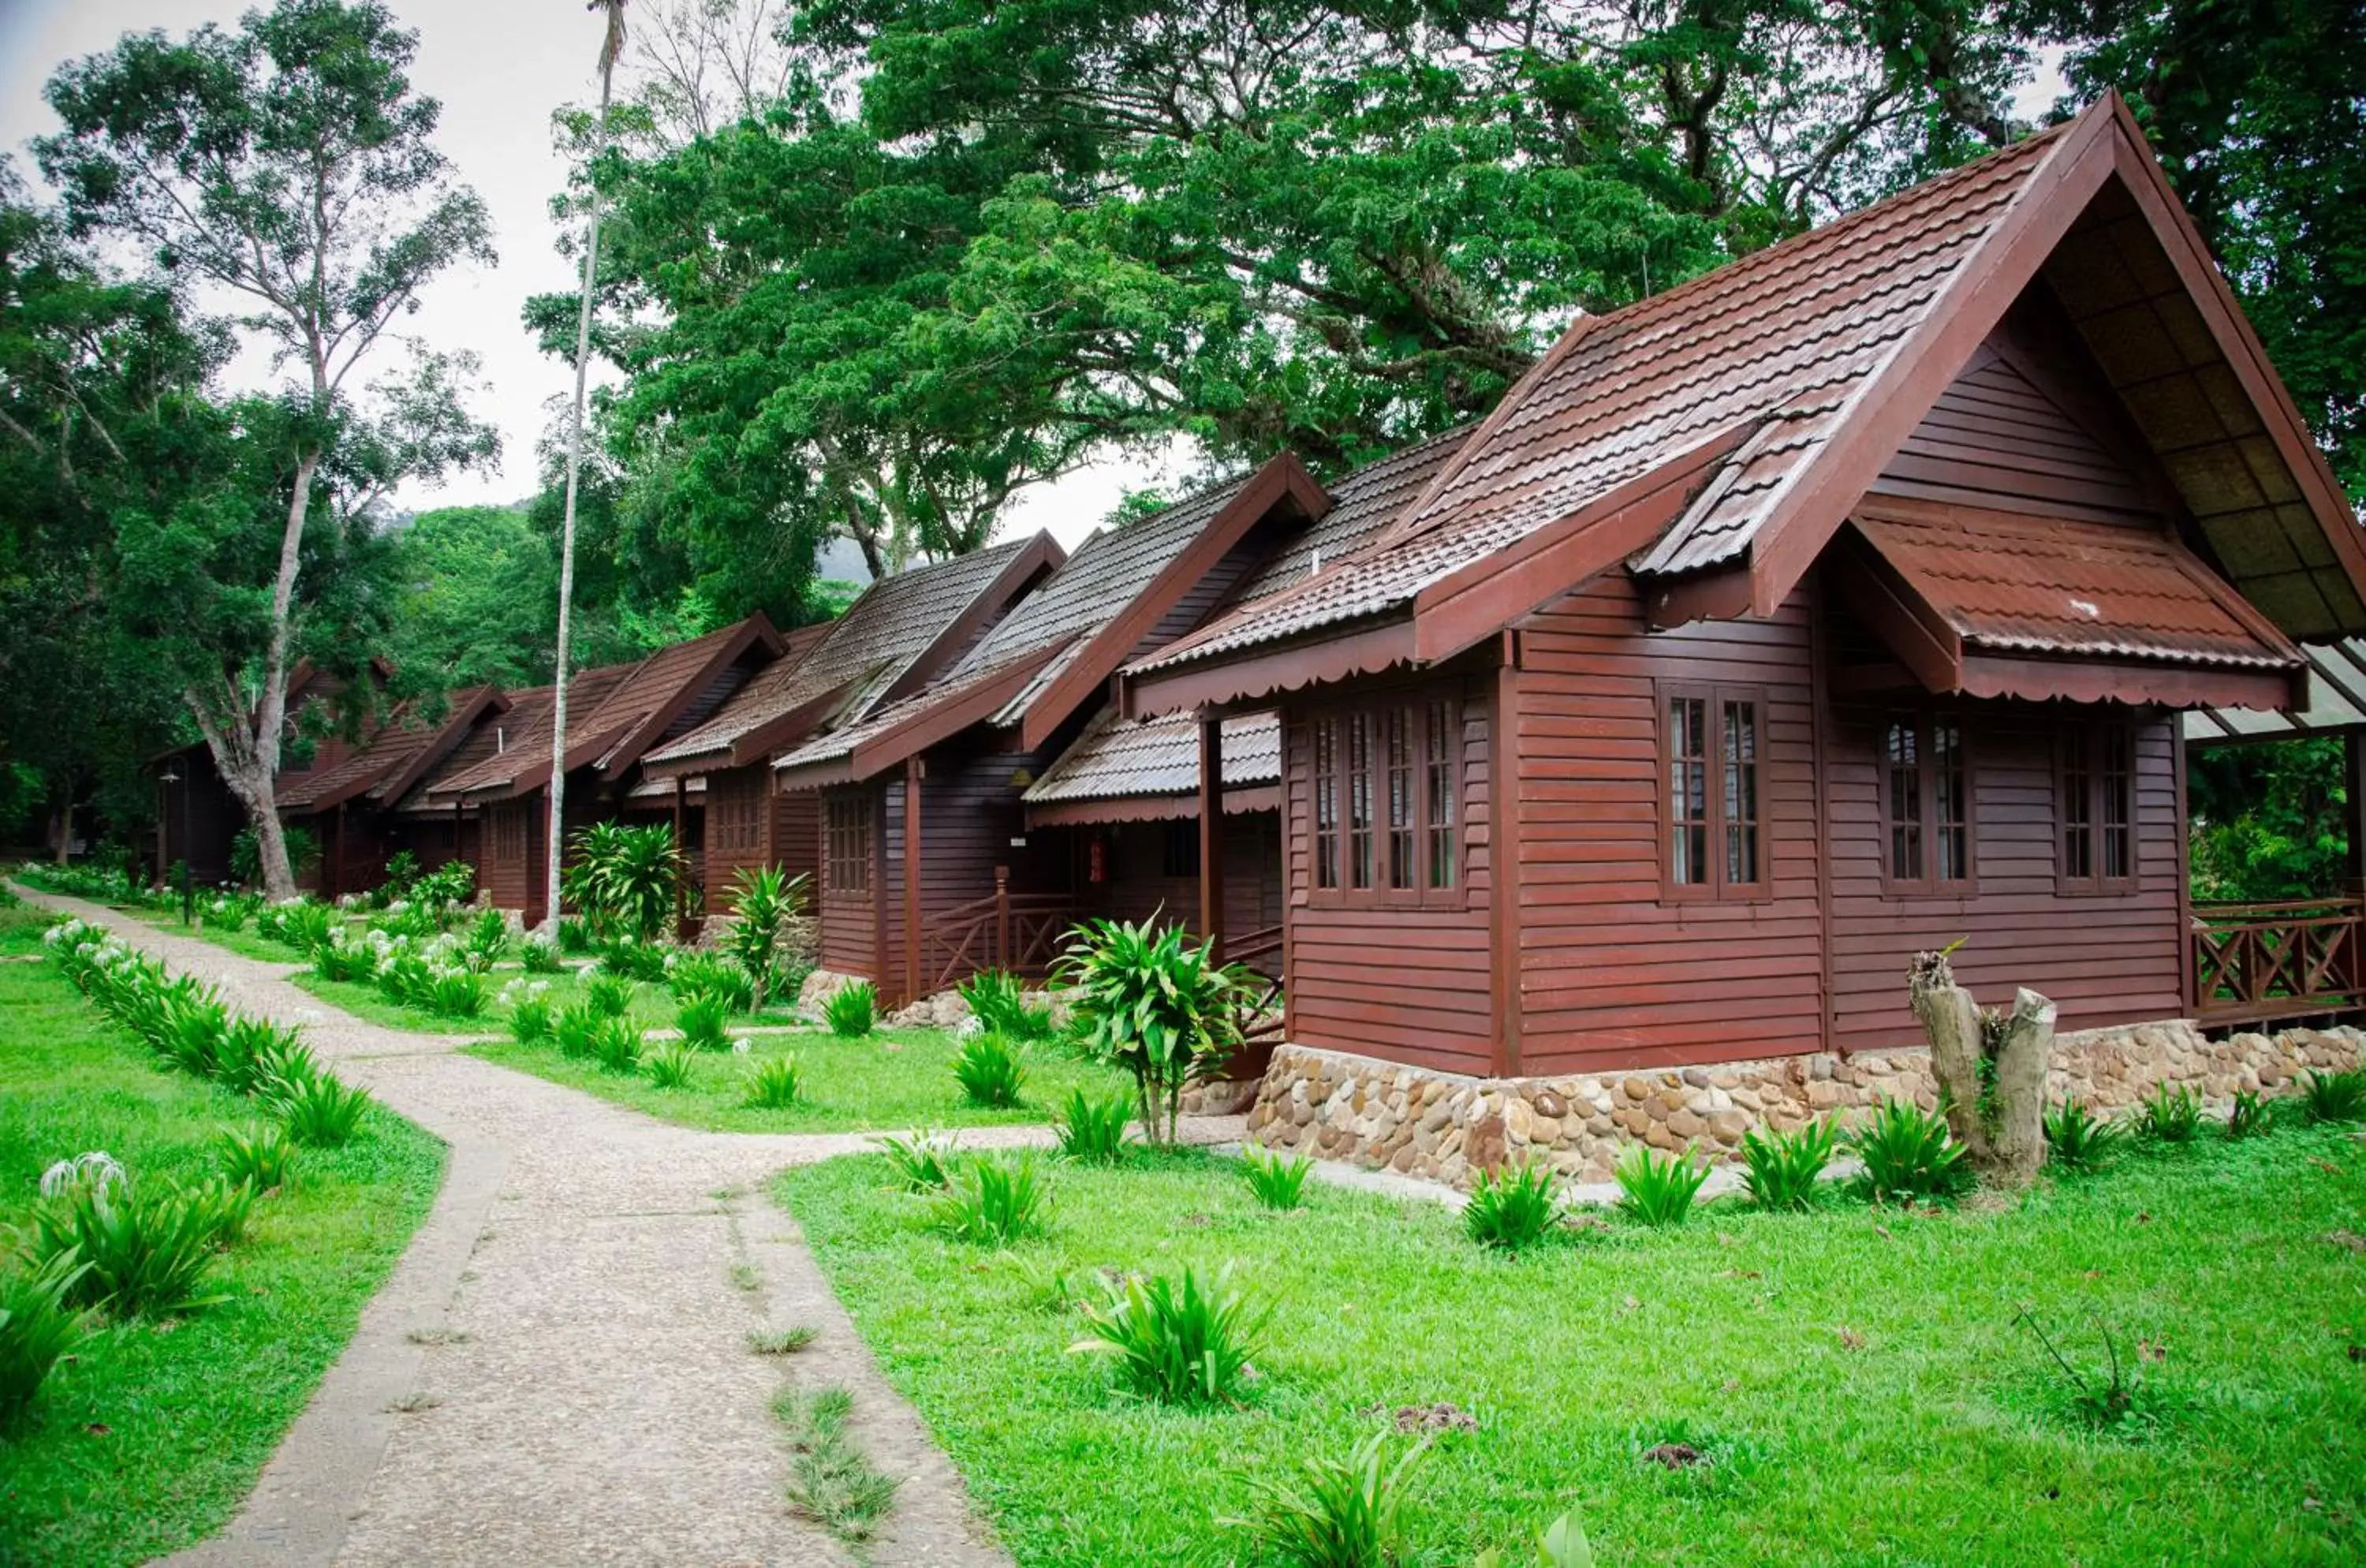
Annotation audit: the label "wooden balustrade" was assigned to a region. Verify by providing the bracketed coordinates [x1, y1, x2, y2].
[920, 868, 1077, 995]
[2190, 898, 2364, 1025]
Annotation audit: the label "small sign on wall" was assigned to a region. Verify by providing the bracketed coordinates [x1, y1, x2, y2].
[1009, 836, 1027, 848]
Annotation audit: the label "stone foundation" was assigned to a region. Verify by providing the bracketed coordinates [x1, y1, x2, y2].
[1245, 1021, 2366, 1189]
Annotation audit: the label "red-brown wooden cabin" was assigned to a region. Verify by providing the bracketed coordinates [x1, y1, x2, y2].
[639, 536, 1063, 923]
[1111, 93, 2366, 1081]
[275, 685, 510, 898]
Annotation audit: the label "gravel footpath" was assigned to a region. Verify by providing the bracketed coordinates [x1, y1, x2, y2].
[21, 890, 1239, 1567]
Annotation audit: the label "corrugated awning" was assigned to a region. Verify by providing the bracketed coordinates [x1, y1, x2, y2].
[2185, 639, 2366, 745]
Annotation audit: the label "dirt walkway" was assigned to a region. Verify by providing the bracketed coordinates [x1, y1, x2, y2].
[24, 892, 1237, 1567]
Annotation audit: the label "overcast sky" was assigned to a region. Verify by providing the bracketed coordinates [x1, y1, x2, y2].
[0, 0, 1155, 547]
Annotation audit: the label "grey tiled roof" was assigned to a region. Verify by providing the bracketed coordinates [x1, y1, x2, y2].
[1024, 709, 1281, 804]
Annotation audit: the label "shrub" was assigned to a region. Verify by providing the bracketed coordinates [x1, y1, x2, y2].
[590, 1016, 644, 1075]
[412, 861, 476, 919]
[256, 897, 334, 952]
[1615, 1143, 1709, 1226]
[215, 1123, 298, 1193]
[953, 1032, 1027, 1107]
[426, 966, 487, 1019]
[958, 969, 1057, 1043]
[925, 1152, 1052, 1245]
[267, 1068, 374, 1148]
[21, 1175, 226, 1318]
[823, 981, 875, 1038]
[375, 949, 435, 1008]
[677, 991, 731, 1051]
[0, 1252, 94, 1424]
[460, 906, 510, 972]
[722, 865, 807, 1009]
[506, 984, 555, 1043]
[2301, 1067, 2366, 1124]
[181, 1174, 259, 1246]
[2226, 1088, 2272, 1140]
[1738, 1119, 1837, 1211]
[553, 1000, 602, 1059]
[564, 821, 685, 943]
[2043, 1099, 2129, 1174]
[874, 1129, 955, 1191]
[156, 993, 233, 1078]
[310, 927, 380, 983]
[645, 1042, 696, 1090]
[2136, 1083, 2203, 1144]
[1056, 917, 1250, 1146]
[1231, 1430, 1427, 1568]
[668, 950, 756, 1013]
[1243, 1145, 1313, 1210]
[1474, 1512, 1596, 1568]
[198, 892, 259, 931]
[1465, 1159, 1562, 1250]
[520, 936, 565, 974]
[743, 1053, 804, 1110]
[1069, 1262, 1267, 1404]
[596, 936, 670, 983]
[1848, 1099, 1974, 1203]
[216, 1015, 303, 1096]
[1053, 1089, 1134, 1165]
[556, 915, 593, 954]
[584, 970, 637, 1019]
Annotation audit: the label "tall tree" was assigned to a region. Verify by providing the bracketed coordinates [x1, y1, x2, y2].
[38, 0, 494, 898]
[552, 0, 633, 929]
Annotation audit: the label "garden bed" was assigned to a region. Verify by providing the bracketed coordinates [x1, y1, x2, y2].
[782, 1132, 2366, 1565]
[0, 905, 444, 1566]
[468, 1026, 1131, 1134]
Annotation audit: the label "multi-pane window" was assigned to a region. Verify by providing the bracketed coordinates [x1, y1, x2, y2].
[1310, 693, 1463, 905]
[1661, 682, 1771, 900]
[2060, 722, 2136, 891]
[1880, 712, 1974, 893]
[491, 805, 527, 864]
[823, 792, 871, 896]
[712, 782, 760, 853]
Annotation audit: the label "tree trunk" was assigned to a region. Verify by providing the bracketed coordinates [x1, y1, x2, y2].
[1986, 988, 2056, 1184]
[51, 801, 70, 864]
[1908, 947, 2055, 1186]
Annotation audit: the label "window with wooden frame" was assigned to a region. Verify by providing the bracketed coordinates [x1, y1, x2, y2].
[823, 792, 871, 897]
[2058, 721, 2136, 893]
[1308, 692, 1464, 906]
[1659, 681, 1771, 901]
[491, 804, 526, 864]
[713, 782, 759, 853]
[1879, 711, 1974, 894]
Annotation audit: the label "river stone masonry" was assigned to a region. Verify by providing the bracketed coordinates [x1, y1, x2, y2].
[1243, 1020, 2366, 1189]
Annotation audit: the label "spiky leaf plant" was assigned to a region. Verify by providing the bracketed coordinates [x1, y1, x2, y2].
[874, 1129, 955, 1191]
[1230, 1429, 1427, 1568]
[1243, 1144, 1314, 1210]
[743, 1053, 804, 1110]
[1614, 1143, 1709, 1226]
[953, 1032, 1027, 1107]
[2301, 1067, 2366, 1124]
[1847, 1099, 1974, 1203]
[644, 1042, 696, 1090]
[1054, 917, 1248, 1146]
[2137, 1082, 2204, 1144]
[1464, 1159, 1561, 1250]
[1738, 1118, 1837, 1211]
[0, 1251, 94, 1424]
[215, 1123, 298, 1193]
[1069, 1262, 1268, 1406]
[925, 1152, 1052, 1245]
[2043, 1099, 2129, 1174]
[1052, 1089, 1134, 1165]
[823, 981, 875, 1038]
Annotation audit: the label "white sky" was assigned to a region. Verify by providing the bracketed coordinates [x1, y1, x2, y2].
[0, 0, 1150, 547]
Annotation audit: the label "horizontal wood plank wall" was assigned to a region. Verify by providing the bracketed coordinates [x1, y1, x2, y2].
[771, 789, 820, 895]
[480, 799, 535, 914]
[816, 783, 875, 982]
[700, 763, 775, 910]
[1080, 812, 1284, 938]
[1282, 676, 1494, 1075]
[1862, 340, 2160, 524]
[1516, 573, 1823, 1075]
[1825, 701, 2183, 1045]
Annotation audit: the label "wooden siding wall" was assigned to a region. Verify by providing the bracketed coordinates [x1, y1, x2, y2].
[1077, 812, 1285, 939]
[771, 789, 821, 895]
[698, 768, 824, 916]
[701, 764, 769, 908]
[1515, 574, 1825, 1076]
[1279, 674, 1495, 1075]
[479, 793, 606, 924]
[816, 783, 878, 982]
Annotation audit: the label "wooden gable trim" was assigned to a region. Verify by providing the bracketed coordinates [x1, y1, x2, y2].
[351, 686, 512, 811]
[597, 612, 786, 781]
[1024, 786, 1282, 831]
[1959, 653, 2301, 711]
[1823, 537, 1965, 695]
[639, 677, 864, 782]
[1018, 454, 1332, 750]
[838, 644, 1065, 782]
[1747, 101, 2118, 616]
[1409, 423, 1754, 663]
[1119, 618, 1420, 722]
[1644, 562, 1756, 631]
[875, 530, 1068, 716]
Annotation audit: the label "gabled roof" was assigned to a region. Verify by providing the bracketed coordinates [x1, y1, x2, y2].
[642, 537, 1062, 777]
[421, 666, 633, 802]
[277, 685, 509, 815]
[1120, 92, 2366, 716]
[1024, 708, 1281, 808]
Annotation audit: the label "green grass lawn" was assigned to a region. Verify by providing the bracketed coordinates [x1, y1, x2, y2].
[130, 907, 310, 965]
[470, 1026, 1131, 1134]
[782, 1129, 2366, 1566]
[0, 905, 446, 1568]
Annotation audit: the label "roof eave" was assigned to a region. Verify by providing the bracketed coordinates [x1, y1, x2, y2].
[1120, 615, 1422, 722]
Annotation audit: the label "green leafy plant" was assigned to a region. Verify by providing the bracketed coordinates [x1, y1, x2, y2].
[1615, 1143, 1709, 1226]
[2043, 1099, 2129, 1174]
[2225, 1088, 2272, 1140]
[1464, 1159, 1562, 1250]
[267, 1068, 374, 1148]
[644, 1042, 696, 1090]
[774, 1383, 900, 1541]
[874, 1129, 955, 1191]
[0, 1250, 93, 1424]
[743, 1053, 804, 1110]
[563, 821, 686, 943]
[426, 966, 487, 1019]
[1737, 1119, 1837, 1211]
[553, 999, 601, 1059]
[585, 970, 636, 1019]
[520, 936, 565, 974]
[1474, 1511, 1596, 1568]
[668, 949, 756, 1013]
[1056, 917, 1249, 1146]
[214, 1015, 302, 1096]
[20, 1175, 226, 1318]
[925, 1152, 1052, 1245]
[379, 849, 420, 898]
[953, 1032, 1028, 1107]
[1243, 1144, 1313, 1210]
[2014, 1307, 2152, 1433]
[215, 1123, 298, 1193]
[1847, 1099, 1974, 1204]
[677, 991, 731, 1051]
[460, 905, 510, 972]
[507, 985, 555, 1043]
[722, 865, 807, 1009]
[2137, 1083, 2203, 1144]
[959, 968, 1057, 1042]
[590, 1016, 644, 1075]
[2301, 1067, 2366, 1123]
[1069, 1262, 1267, 1405]
[595, 936, 670, 983]
[1053, 1089, 1134, 1165]
[412, 861, 477, 919]
[1230, 1430, 1427, 1568]
[180, 1174, 258, 1247]
[823, 980, 875, 1038]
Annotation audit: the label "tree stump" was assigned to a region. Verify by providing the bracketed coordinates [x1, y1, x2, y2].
[1908, 948, 2056, 1185]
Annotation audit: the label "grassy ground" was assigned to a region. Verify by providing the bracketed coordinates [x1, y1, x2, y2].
[130, 908, 307, 965]
[470, 1026, 1132, 1134]
[782, 1129, 2366, 1567]
[285, 964, 705, 1036]
[0, 905, 446, 1568]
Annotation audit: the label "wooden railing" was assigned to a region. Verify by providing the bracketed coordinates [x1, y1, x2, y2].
[1228, 922, 1286, 1043]
[2191, 898, 2365, 1025]
[920, 868, 1077, 995]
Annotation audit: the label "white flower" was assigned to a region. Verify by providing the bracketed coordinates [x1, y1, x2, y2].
[731, 1037, 751, 1055]
[40, 1150, 126, 1197]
